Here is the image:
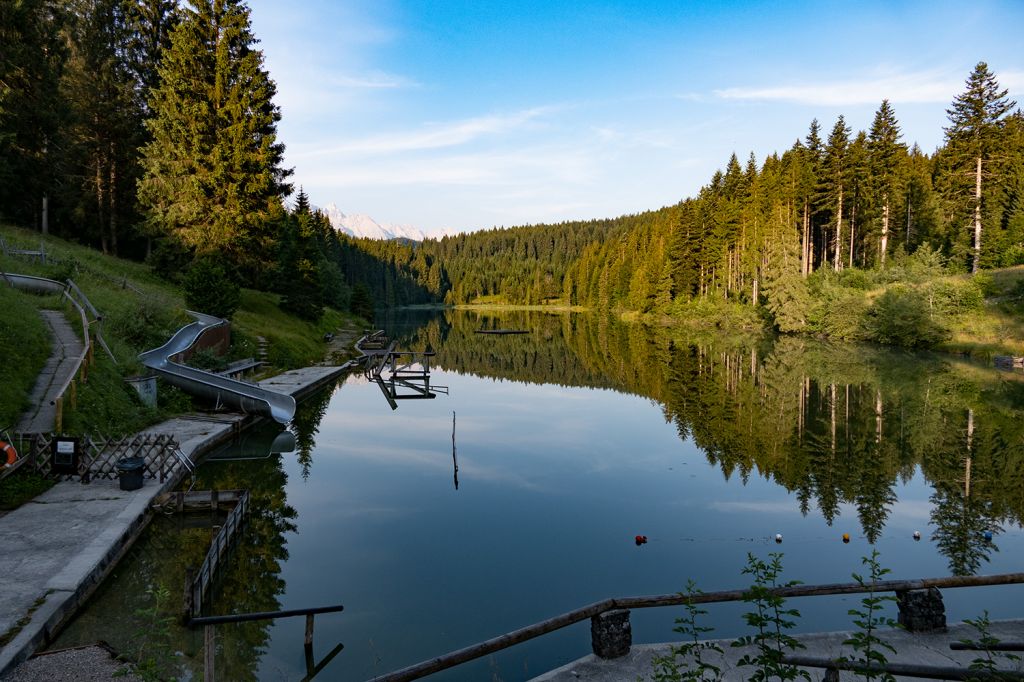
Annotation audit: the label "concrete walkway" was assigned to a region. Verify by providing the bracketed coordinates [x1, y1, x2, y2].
[0, 365, 348, 677]
[532, 619, 1024, 681]
[16, 311, 83, 434]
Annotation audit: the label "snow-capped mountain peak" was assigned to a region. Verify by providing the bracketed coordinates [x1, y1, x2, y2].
[319, 202, 427, 242]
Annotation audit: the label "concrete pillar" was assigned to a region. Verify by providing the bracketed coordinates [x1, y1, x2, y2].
[896, 587, 946, 632]
[591, 609, 631, 659]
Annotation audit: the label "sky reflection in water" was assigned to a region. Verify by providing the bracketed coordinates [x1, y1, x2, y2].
[260, 320, 1023, 681]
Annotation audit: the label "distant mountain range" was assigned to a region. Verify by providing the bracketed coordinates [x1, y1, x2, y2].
[319, 202, 428, 242]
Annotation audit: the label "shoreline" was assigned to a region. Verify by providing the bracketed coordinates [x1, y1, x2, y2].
[0, 364, 352, 677]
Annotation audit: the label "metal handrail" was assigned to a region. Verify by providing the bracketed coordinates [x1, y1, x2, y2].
[368, 572, 1024, 682]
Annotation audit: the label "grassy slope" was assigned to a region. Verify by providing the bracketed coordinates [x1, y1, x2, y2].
[1, 224, 359, 437]
[944, 266, 1024, 356]
[0, 285, 51, 430]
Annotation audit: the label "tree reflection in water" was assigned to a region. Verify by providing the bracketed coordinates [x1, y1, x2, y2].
[57, 310, 1023, 679]
[387, 308, 1024, 576]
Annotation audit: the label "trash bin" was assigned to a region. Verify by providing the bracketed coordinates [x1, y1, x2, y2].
[116, 456, 145, 491]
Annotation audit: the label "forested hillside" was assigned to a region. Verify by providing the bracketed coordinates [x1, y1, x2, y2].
[347, 63, 1024, 351]
[3, 2, 1022, 347]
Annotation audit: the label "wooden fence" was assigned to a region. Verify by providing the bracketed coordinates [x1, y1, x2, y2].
[367, 572, 1024, 682]
[11, 432, 184, 483]
[187, 490, 251, 619]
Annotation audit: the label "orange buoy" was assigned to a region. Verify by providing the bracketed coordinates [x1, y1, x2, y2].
[2, 441, 17, 467]
[842, 533, 850, 544]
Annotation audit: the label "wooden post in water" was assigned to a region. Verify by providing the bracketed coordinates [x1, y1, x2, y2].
[204, 624, 215, 681]
[305, 613, 315, 650]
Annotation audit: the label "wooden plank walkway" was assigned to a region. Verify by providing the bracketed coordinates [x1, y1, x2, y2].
[16, 310, 83, 434]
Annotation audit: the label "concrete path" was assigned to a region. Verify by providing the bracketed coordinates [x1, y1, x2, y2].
[16, 311, 83, 434]
[0, 365, 349, 677]
[531, 619, 1024, 681]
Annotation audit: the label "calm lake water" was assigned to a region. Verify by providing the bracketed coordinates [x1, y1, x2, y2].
[57, 309, 1024, 681]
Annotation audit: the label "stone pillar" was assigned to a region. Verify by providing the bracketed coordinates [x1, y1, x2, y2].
[896, 587, 946, 632]
[591, 609, 631, 659]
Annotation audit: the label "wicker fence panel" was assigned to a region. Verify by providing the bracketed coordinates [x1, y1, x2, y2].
[12, 432, 183, 483]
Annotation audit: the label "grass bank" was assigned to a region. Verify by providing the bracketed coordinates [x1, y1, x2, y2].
[1, 224, 362, 438]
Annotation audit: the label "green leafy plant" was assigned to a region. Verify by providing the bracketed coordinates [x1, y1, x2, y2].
[650, 580, 723, 681]
[732, 553, 809, 681]
[962, 611, 1021, 681]
[840, 550, 899, 681]
[116, 583, 178, 681]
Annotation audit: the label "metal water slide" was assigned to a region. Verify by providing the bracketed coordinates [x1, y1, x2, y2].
[139, 311, 296, 424]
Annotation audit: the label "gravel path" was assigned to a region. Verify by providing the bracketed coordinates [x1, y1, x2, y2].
[1, 645, 142, 682]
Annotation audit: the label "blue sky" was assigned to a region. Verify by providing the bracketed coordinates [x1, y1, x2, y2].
[246, 0, 1024, 236]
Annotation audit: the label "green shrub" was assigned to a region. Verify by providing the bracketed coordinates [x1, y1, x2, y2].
[107, 299, 184, 351]
[922, 279, 984, 316]
[838, 268, 875, 291]
[182, 258, 241, 319]
[809, 287, 869, 341]
[999, 244, 1024, 267]
[864, 286, 948, 348]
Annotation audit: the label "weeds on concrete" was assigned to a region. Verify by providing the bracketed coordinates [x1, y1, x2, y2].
[650, 580, 723, 681]
[961, 611, 1022, 681]
[839, 549, 899, 681]
[732, 552, 810, 682]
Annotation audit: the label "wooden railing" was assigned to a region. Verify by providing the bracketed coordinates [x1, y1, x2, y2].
[368, 572, 1024, 682]
[188, 490, 251, 619]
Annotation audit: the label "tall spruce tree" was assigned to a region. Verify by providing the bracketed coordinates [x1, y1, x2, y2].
[868, 100, 907, 266]
[0, 0, 65, 230]
[137, 0, 292, 282]
[61, 0, 144, 254]
[944, 62, 1016, 273]
[800, 120, 824, 275]
[821, 116, 851, 270]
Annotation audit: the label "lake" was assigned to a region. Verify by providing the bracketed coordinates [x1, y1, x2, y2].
[56, 309, 1024, 681]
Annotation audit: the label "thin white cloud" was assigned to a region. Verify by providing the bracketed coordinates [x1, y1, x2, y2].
[714, 70, 965, 106]
[293, 107, 556, 157]
[327, 71, 417, 89]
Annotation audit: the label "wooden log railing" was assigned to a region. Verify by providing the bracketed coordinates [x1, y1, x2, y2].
[187, 604, 345, 682]
[367, 572, 1024, 682]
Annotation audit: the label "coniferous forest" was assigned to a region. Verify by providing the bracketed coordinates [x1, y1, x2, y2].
[3, 1, 1023, 348]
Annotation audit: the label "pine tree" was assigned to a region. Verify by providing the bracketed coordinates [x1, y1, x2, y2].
[0, 0, 65, 230]
[821, 116, 851, 270]
[944, 62, 1016, 273]
[61, 0, 144, 254]
[137, 0, 292, 282]
[800, 121, 824, 275]
[868, 100, 907, 266]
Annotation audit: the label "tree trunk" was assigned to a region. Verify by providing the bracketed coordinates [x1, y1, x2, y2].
[109, 147, 118, 256]
[801, 200, 810, 277]
[833, 186, 843, 270]
[972, 156, 982, 274]
[97, 155, 108, 254]
[881, 192, 889, 266]
[849, 199, 856, 268]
